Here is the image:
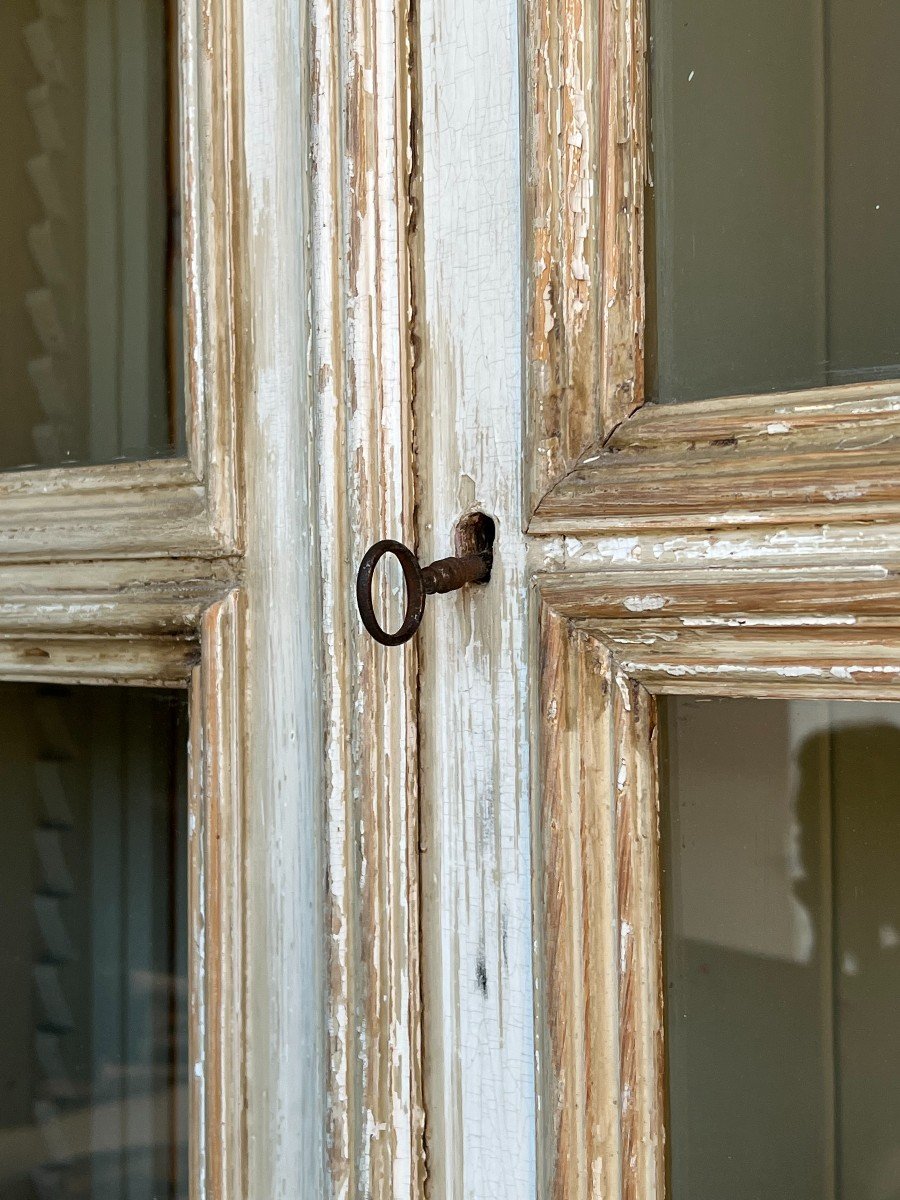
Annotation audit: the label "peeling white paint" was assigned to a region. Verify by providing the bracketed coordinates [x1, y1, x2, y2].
[824, 484, 867, 501]
[619, 919, 633, 974]
[418, 0, 534, 1193]
[622, 594, 669, 612]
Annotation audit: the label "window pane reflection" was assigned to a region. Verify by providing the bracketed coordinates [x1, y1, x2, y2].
[662, 698, 900, 1199]
[647, 0, 900, 404]
[0, 683, 188, 1199]
[0, 0, 184, 471]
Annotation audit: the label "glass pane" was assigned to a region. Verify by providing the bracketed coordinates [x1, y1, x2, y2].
[0, 1, 184, 470]
[647, 0, 900, 404]
[0, 683, 188, 1198]
[661, 698, 900, 1200]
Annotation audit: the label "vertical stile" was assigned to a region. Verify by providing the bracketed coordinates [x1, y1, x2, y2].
[614, 670, 664, 1200]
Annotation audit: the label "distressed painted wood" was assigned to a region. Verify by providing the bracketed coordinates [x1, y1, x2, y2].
[0, 558, 235, 633]
[538, 568, 900, 621]
[531, 384, 900, 535]
[536, 606, 621, 1200]
[537, 596, 667, 1200]
[239, 0, 328, 1192]
[0, 0, 242, 562]
[412, 0, 900, 1192]
[605, 380, 900, 451]
[525, 0, 648, 515]
[310, 0, 424, 1192]
[0, 1, 325, 1199]
[192, 590, 248, 1200]
[318, 0, 900, 1193]
[8, 0, 900, 1198]
[0, 460, 217, 560]
[535, 563, 900, 1200]
[0, 634, 197, 684]
[415, 0, 535, 1194]
[596, 620, 900, 698]
[612, 672, 664, 1200]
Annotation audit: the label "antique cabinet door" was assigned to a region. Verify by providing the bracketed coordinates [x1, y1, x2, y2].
[0, 2, 324, 1198]
[315, 0, 900, 1195]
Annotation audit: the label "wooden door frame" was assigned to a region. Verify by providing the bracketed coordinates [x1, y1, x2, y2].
[524, 1, 900, 1196]
[310, 0, 900, 1195]
[524, 0, 900, 534]
[0, 0, 241, 561]
[535, 561, 900, 1199]
[0, 0, 326, 1196]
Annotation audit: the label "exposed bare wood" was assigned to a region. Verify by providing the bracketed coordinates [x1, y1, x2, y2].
[0, 460, 223, 560]
[10, 0, 900, 1196]
[538, 558, 900, 696]
[535, 566, 900, 1200]
[0, 558, 236, 633]
[605, 623, 900, 697]
[192, 590, 247, 1200]
[530, 521, 900, 581]
[597, 0, 648, 438]
[0, 2, 317, 1199]
[182, 0, 243, 551]
[525, 0, 647, 516]
[607, 380, 900, 452]
[0, 633, 196, 685]
[612, 671, 664, 1200]
[310, 0, 423, 1191]
[531, 385, 900, 535]
[539, 566, 900, 622]
[536, 604, 621, 1200]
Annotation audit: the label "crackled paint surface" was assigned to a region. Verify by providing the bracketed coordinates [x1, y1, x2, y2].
[416, 0, 535, 1196]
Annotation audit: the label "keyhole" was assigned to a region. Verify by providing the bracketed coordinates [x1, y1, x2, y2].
[454, 511, 497, 574]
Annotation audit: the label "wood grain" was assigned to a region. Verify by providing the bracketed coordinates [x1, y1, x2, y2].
[532, 384, 900, 535]
[536, 606, 621, 1200]
[0, 1, 320, 1199]
[539, 567, 900, 622]
[310, 0, 424, 1192]
[192, 591, 247, 1200]
[536, 601, 667, 1200]
[613, 671, 663, 1200]
[415, 0, 535, 1192]
[0, 633, 197, 685]
[536, 559, 900, 1199]
[0, 558, 236, 633]
[239, 0, 329, 1191]
[525, 0, 647, 516]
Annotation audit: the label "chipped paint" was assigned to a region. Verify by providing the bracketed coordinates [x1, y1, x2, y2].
[622, 594, 669, 613]
[528, 381, 900, 536]
[311, 0, 424, 1192]
[619, 920, 633, 975]
[525, 0, 648, 514]
[417, 0, 534, 1195]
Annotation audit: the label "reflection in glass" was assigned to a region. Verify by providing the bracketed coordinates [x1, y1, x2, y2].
[661, 698, 900, 1200]
[0, 1, 184, 471]
[647, 0, 900, 404]
[0, 683, 188, 1199]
